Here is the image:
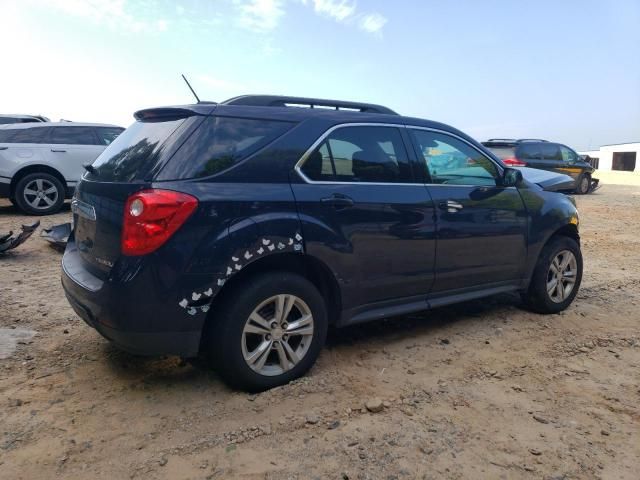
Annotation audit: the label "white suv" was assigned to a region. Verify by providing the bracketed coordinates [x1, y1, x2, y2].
[0, 122, 124, 214]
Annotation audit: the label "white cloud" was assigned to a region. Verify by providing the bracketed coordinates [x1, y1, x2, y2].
[38, 0, 169, 33]
[358, 12, 387, 34]
[236, 0, 285, 32]
[310, 0, 356, 22]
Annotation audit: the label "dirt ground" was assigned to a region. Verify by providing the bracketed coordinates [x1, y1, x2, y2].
[1, 183, 639, 480]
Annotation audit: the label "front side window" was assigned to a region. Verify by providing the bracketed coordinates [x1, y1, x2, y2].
[410, 130, 499, 186]
[560, 145, 578, 163]
[96, 127, 124, 146]
[301, 126, 413, 183]
[50, 126, 99, 145]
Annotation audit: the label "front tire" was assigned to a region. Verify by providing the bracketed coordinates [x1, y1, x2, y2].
[14, 172, 65, 215]
[522, 235, 583, 314]
[205, 272, 328, 392]
[576, 174, 591, 194]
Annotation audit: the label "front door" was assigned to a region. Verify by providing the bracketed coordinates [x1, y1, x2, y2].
[291, 124, 436, 311]
[408, 128, 528, 293]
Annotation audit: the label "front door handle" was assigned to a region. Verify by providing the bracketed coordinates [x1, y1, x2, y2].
[438, 200, 463, 213]
[51, 149, 67, 153]
[0, 146, 8, 150]
[321, 194, 354, 209]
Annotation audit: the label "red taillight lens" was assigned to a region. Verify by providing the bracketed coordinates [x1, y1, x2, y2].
[502, 157, 527, 167]
[122, 189, 198, 256]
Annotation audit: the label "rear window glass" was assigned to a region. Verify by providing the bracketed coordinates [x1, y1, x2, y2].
[0, 127, 49, 143]
[88, 117, 195, 182]
[156, 116, 293, 180]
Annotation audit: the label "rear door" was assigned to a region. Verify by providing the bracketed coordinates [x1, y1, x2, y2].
[47, 126, 105, 182]
[291, 124, 436, 311]
[0, 126, 50, 182]
[408, 128, 528, 293]
[515, 142, 544, 169]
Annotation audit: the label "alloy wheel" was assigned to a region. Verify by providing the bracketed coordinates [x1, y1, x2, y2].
[23, 178, 59, 210]
[241, 294, 314, 376]
[546, 250, 577, 303]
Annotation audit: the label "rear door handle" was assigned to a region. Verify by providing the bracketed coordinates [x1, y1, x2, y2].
[438, 200, 463, 212]
[51, 149, 67, 153]
[0, 146, 8, 150]
[321, 194, 354, 209]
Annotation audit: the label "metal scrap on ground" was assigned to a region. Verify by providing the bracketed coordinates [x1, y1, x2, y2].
[41, 222, 71, 251]
[0, 221, 40, 254]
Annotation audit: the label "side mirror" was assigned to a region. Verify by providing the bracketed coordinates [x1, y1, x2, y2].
[502, 167, 523, 187]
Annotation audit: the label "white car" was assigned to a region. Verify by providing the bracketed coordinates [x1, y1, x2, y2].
[0, 122, 124, 214]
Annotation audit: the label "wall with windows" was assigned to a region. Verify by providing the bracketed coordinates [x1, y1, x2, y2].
[579, 143, 640, 172]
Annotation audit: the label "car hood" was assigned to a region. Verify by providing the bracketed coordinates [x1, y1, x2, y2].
[518, 167, 574, 192]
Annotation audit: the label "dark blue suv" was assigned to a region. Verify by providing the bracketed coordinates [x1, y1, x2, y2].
[62, 95, 583, 391]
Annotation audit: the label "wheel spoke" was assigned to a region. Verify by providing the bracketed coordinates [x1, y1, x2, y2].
[248, 312, 271, 331]
[281, 295, 296, 324]
[36, 179, 43, 190]
[282, 340, 300, 365]
[24, 188, 38, 196]
[286, 314, 313, 336]
[274, 295, 285, 323]
[43, 196, 54, 206]
[44, 187, 57, 194]
[244, 323, 271, 335]
[246, 340, 272, 369]
[274, 341, 291, 371]
[547, 278, 558, 295]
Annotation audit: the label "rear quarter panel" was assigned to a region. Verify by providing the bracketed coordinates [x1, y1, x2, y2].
[0, 144, 50, 178]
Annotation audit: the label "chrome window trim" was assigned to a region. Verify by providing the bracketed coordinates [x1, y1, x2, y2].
[294, 122, 509, 188]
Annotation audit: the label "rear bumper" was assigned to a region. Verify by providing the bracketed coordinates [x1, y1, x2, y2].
[61, 241, 205, 357]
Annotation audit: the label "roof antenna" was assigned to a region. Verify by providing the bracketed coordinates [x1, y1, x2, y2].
[181, 74, 201, 103]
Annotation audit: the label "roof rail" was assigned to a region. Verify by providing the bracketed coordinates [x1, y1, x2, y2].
[221, 95, 398, 115]
[517, 138, 548, 143]
[486, 138, 517, 143]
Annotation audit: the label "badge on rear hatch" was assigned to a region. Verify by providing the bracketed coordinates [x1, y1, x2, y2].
[71, 198, 96, 221]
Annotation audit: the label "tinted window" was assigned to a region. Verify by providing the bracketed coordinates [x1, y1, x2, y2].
[96, 127, 124, 146]
[0, 117, 41, 125]
[301, 126, 412, 183]
[0, 127, 49, 143]
[411, 130, 499, 186]
[486, 146, 515, 160]
[560, 145, 578, 162]
[157, 116, 293, 180]
[541, 143, 562, 160]
[516, 143, 542, 160]
[50, 126, 98, 145]
[89, 117, 192, 182]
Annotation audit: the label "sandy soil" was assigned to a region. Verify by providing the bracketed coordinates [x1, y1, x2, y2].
[1, 185, 639, 480]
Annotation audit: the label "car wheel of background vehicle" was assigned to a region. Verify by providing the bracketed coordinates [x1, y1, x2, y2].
[522, 235, 583, 314]
[14, 173, 65, 215]
[576, 174, 591, 194]
[205, 272, 328, 392]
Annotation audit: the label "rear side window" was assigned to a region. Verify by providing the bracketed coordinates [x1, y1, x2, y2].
[516, 143, 542, 160]
[0, 127, 49, 143]
[50, 126, 99, 145]
[96, 127, 124, 146]
[541, 143, 562, 160]
[301, 126, 413, 183]
[157, 116, 293, 180]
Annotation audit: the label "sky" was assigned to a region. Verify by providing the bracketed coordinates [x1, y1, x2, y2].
[1, 0, 639, 150]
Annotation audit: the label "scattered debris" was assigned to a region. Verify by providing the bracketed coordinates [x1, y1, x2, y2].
[365, 398, 384, 413]
[40, 222, 71, 251]
[0, 221, 40, 254]
[0, 328, 37, 359]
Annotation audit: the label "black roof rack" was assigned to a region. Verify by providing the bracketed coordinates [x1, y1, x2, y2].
[486, 138, 517, 143]
[221, 95, 398, 115]
[517, 138, 548, 143]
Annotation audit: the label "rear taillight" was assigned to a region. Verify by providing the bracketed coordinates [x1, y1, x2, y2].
[122, 189, 198, 256]
[502, 157, 527, 167]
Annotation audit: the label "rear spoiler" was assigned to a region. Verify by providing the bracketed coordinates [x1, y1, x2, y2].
[134, 104, 217, 121]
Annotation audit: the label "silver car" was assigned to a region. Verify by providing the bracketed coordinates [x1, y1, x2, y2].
[0, 122, 124, 214]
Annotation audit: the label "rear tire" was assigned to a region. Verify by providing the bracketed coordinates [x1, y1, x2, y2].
[14, 172, 65, 215]
[576, 174, 591, 195]
[522, 235, 582, 314]
[205, 272, 328, 392]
